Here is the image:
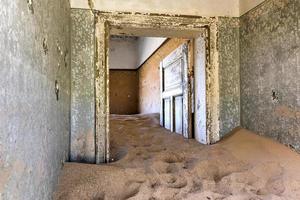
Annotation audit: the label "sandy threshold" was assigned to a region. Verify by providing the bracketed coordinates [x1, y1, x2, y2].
[54, 114, 300, 200]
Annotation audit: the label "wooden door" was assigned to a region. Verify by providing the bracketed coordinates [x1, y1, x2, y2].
[160, 43, 192, 138]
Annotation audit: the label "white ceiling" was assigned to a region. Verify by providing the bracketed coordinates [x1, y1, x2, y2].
[240, 0, 266, 15]
[70, 0, 266, 17]
[109, 36, 167, 70]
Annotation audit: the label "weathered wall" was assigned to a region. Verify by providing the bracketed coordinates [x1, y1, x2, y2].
[70, 9, 96, 163]
[218, 17, 241, 138]
[109, 70, 139, 114]
[240, 0, 300, 151]
[138, 38, 188, 114]
[0, 1, 71, 199]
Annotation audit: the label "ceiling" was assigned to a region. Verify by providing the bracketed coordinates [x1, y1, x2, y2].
[70, 0, 266, 17]
[109, 36, 167, 70]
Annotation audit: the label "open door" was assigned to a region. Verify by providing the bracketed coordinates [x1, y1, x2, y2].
[160, 43, 192, 138]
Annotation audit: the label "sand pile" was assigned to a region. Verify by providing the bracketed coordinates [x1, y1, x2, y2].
[54, 114, 300, 200]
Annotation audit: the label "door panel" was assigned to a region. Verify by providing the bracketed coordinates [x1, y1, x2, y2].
[163, 59, 183, 91]
[160, 43, 191, 138]
[174, 96, 183, 134]
[163, 98, 171, 130]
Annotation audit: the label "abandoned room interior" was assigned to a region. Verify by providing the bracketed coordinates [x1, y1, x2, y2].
[1, 0, 299, 199]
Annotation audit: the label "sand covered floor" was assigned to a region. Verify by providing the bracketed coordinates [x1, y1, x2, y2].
[54, 114, 300, 200]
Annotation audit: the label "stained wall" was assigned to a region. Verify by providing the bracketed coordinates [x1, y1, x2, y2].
[240, 0, 300, 151]
[70, 9, 96, 163]
[218, 17, 241, 137]
[109, 70, 139, 114]
[0, 1, 71, 199]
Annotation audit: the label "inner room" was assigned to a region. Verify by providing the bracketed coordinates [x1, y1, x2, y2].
[109, 35, 204, 132]
[109, 36, 174, 117]
[108, 35, 207, 161]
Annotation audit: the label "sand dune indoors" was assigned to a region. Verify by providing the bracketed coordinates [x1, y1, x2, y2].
[54, 114, 300, 200]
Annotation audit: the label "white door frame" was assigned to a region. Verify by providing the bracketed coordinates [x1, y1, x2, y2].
[94, 11, 221, 163]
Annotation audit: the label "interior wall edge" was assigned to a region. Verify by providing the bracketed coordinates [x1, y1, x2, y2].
[0, 1, 72, 199]
[240, 0, 300, 152]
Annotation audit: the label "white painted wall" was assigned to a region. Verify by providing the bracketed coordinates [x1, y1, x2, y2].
[137, 37, 167, 67]
[71, 0, 266, 17]
[109, 37, 138, 69]
[240, 0, 266, 15]
[71, 0, 239, 17]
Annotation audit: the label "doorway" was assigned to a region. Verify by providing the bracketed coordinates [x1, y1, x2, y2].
[94, 12, 220, 163]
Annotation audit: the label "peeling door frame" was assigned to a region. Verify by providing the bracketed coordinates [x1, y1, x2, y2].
[94, 11, 221, 164]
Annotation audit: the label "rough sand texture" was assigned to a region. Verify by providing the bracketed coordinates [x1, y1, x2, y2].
[54, 114, 300, 200]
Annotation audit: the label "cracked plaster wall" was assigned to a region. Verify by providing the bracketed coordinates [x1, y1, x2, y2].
[240, 0, 300, 151]
[0, 0, 71, 199]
